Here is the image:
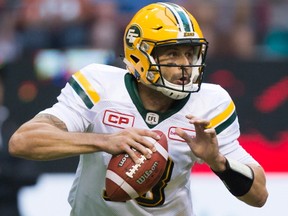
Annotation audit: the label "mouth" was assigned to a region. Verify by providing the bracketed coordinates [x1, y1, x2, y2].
[174, 75, 191, 85]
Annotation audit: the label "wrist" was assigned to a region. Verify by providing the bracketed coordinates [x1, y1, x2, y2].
[208, 155, 226, 172]
[211, 157, 254, 197]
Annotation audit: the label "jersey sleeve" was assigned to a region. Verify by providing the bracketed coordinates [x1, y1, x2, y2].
[39, 83, 90, 132]
[39, 64, 102, 132]
[208, 85, 259, 165]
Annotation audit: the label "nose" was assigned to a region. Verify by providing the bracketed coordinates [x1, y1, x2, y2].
[178, 53, 190, 66]
[176, 54, 190, 73]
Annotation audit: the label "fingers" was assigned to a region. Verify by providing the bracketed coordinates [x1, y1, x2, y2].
[118, 129, 159, 164]
[203, 127, 217, 138]
[187, 115, 217, 137]
[186, 115, 210, 129]
[123, 146, 142, 164]
[134, 129, 158, 153]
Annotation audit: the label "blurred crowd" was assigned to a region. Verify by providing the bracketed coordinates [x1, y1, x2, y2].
[0, 0, 288, 66]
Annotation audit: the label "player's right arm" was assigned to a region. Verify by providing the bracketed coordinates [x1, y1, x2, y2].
[8, 114, 157, 162]
[9, 65, 158, 162]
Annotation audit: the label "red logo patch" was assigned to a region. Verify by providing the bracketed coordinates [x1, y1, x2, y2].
[168, 126, 195, 142]
[103, 110, 135, 129]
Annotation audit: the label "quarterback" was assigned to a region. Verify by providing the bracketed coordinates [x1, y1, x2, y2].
[9, 2, 268, 216]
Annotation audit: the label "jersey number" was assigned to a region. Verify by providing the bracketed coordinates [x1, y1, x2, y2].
[135, 157, 174, 207]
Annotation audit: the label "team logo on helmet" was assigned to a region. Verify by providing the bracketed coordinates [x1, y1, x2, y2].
[125, 25, 141, 48]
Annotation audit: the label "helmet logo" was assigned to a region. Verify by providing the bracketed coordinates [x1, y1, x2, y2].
[125, 25, 141, 48]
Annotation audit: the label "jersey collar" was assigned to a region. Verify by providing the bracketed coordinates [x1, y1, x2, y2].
[124, 73, 190, 128]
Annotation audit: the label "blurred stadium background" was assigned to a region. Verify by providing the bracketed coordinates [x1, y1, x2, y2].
[0, 0, 287, 215]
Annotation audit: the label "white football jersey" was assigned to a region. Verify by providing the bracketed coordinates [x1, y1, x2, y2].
[40, 63, 259, 216]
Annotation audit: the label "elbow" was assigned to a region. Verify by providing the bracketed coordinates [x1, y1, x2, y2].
[245, 189, 269, 208]
[238, 186, 269, 208]
[8, 121, 54, 160]
[255, 190, 269, 208]
[247, 165, 269, 208]
[9, 133, 22, 157]
[9, 132, 30, 159]
[9, 127, 52, 161]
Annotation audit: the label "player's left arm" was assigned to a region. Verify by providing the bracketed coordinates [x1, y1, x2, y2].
[212, 157, 268, 207]
[176, 116, 268, 207]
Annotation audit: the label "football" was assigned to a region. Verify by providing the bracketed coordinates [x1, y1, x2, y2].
[105, 130, 168, 201]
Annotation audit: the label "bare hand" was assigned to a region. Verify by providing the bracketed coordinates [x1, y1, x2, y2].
[175, 115, 224, 168]
[103, 128, 159, 164]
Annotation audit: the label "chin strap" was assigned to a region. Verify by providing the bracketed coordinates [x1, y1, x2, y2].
[156, 84, 190, 100]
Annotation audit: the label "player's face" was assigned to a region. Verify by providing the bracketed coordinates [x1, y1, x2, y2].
[155, 44, 194, 85]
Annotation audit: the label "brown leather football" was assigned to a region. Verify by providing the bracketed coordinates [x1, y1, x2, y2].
[105, 130, 168, 201]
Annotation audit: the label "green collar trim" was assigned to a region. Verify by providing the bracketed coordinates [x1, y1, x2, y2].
[124, 73, 190, 128]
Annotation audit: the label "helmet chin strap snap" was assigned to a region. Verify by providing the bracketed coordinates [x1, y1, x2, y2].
[147, 71, 155, 81]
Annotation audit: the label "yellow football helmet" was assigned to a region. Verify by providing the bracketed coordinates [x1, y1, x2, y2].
[123, 2, 208, 99]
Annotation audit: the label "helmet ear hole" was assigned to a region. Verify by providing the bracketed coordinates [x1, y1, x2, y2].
[130, 55, 140, 63]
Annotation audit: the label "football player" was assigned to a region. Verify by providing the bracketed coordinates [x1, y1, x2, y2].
[9, 2, 268, 216]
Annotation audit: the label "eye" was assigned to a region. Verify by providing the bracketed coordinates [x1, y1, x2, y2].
[185, 51, 193, 58]
[167, 50, 181, 59]
[167, 50, 178, 58]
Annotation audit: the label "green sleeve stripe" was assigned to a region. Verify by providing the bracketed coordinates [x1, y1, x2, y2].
[69, 77, 94, 109]
[215, 110, 237, 134]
